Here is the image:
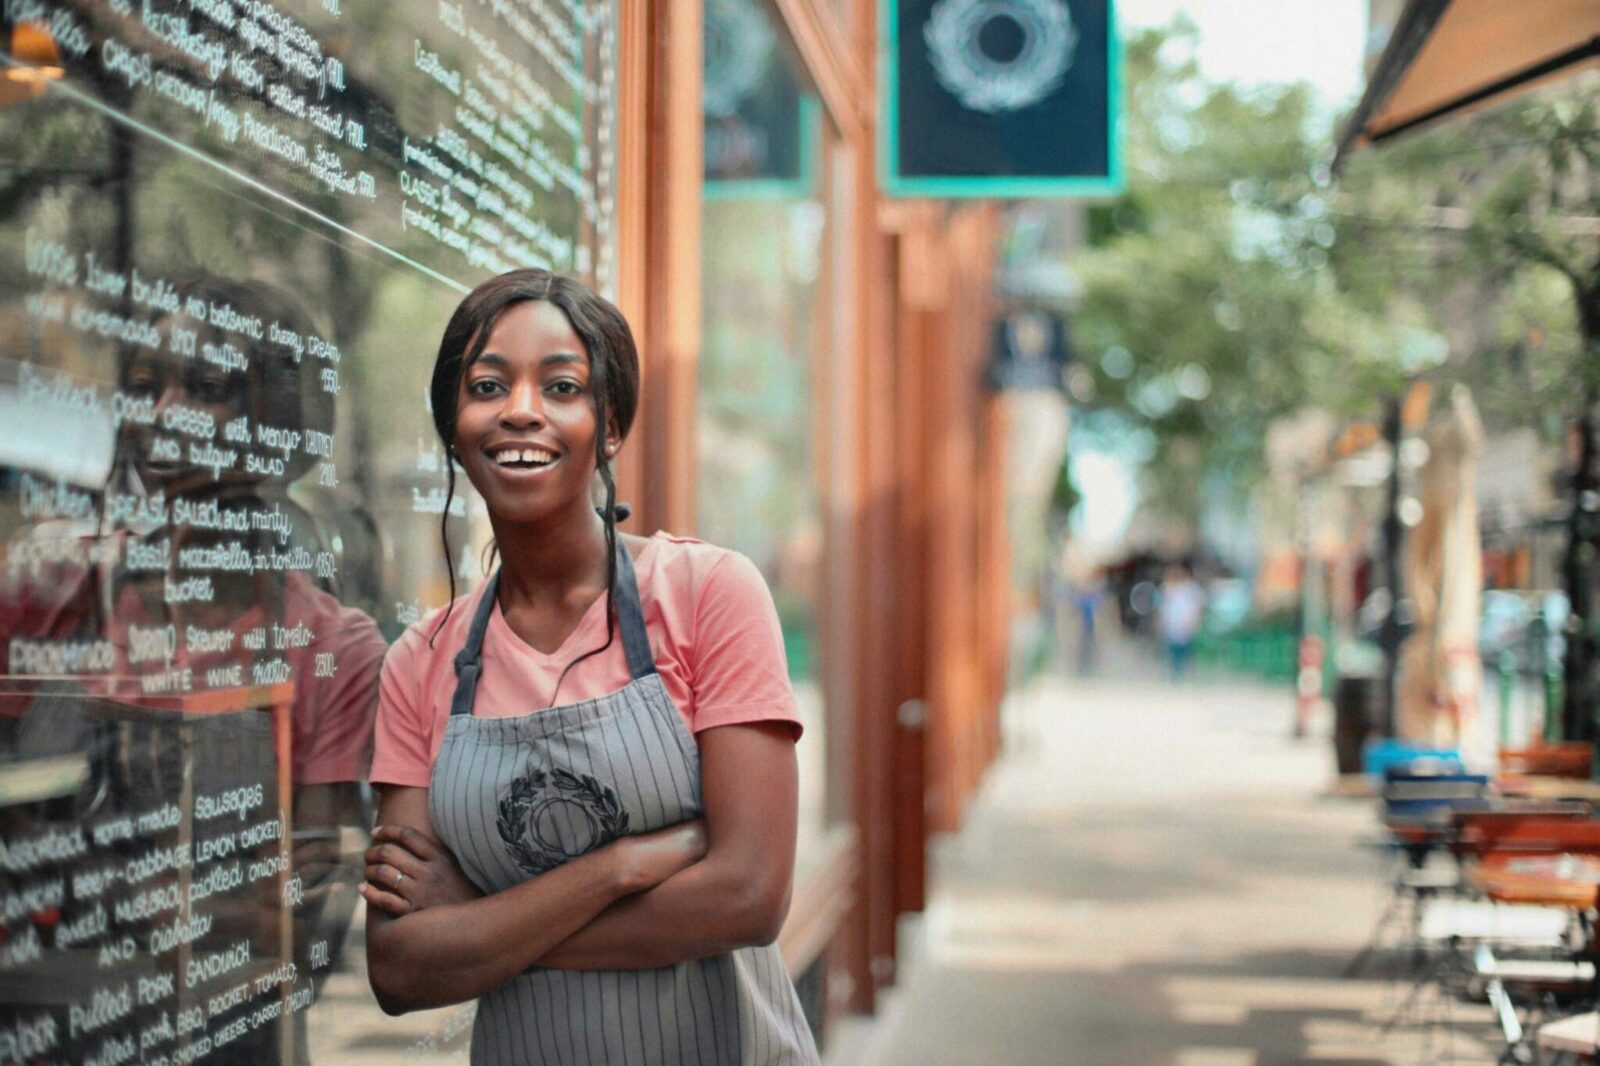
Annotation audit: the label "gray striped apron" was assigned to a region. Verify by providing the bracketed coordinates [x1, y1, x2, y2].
[428, 544, 820, 1065]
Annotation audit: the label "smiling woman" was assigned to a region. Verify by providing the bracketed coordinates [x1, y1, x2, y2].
[361, 268, 821, 1065]
[453, 303, 606, 526]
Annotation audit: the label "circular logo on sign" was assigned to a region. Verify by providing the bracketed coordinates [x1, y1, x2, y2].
[924, 0, 1079, 114]
[497, 758, 630, 876]
[703, 0, 775, 119]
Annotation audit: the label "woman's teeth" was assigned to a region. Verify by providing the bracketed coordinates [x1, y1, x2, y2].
[493, 448, 555, 467]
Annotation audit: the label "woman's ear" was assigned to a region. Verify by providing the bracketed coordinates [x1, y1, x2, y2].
[604, 417, 621, 459]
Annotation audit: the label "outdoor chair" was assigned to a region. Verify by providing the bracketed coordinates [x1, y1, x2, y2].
[1348, 770, 1496, 978]
[1500, 743, 1594, 782]
[1436, 818, 1600, 1064]
[1469, 940, 1594, 1064]
[1458, 818, 1600, 859]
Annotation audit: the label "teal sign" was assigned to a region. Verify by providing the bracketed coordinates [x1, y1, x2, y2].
[881, 0, 1123, 198]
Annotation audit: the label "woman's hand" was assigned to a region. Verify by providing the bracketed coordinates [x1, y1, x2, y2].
[612, 819, 709, 894]
[361, 825, 483, 917]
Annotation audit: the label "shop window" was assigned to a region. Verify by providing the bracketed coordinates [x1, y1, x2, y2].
[699, 0, 836, 863]
[0, 2, 618, 1059]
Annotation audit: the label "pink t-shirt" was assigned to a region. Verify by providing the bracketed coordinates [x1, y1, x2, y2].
[370, 533, 801, 788]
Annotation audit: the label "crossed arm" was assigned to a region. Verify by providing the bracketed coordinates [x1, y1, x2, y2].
[362, 720, 799, 1015]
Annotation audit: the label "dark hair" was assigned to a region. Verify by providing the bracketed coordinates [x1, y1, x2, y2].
[427, 270, 640, 678]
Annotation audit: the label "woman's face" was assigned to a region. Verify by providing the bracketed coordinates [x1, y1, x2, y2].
[121, 333, 249, 495]
[452, 300, 613, 528]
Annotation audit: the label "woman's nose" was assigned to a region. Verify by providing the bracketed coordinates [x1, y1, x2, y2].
[498, 380, 545, 428]
[154, 383, 188, 417]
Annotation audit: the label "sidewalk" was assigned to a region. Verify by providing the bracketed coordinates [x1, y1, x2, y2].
[827, 654, 1502, 1065]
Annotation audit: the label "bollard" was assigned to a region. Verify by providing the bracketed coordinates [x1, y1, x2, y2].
[1294, 635, 1323, 738]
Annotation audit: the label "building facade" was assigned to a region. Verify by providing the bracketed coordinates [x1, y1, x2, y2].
[0, 0, 1011, 1056]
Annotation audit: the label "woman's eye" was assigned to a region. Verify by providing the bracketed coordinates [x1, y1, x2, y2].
[548, 380, 583, 396]
[195, 379, 233, 404]
[467, 378, 503, 397]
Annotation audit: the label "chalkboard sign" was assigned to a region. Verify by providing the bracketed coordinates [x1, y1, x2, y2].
[0, 0, 618, 1059]
[881, 0, 1122, 198]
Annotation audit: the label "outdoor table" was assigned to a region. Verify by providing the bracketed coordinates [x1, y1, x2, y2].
[1499, 776, 1600, 803]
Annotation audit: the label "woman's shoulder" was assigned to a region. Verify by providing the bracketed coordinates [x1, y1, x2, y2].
[639, 531, 754, 586]
[638, 532, 773, 613]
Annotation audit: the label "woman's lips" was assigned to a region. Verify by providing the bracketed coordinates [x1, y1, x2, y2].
[480, 448, 561, 478]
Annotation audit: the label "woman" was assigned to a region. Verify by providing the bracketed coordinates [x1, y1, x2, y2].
[360, 270, 819, 1065]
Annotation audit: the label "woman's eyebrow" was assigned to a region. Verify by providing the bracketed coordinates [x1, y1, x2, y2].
[469, 352, 584, 367]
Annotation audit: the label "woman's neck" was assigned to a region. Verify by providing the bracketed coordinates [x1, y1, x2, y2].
[489, 501, 610, 610]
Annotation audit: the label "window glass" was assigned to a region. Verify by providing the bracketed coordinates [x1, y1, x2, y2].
[0, 2, 617, 1059]
[700, 0, 833, 861]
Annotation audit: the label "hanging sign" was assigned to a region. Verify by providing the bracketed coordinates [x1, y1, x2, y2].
[881, 0, 1122, 198]
[985, 310, 1071, 391]
[703, 0, 819, 197]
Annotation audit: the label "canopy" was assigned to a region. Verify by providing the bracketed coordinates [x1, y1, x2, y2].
[1336, 0, 1600, 164]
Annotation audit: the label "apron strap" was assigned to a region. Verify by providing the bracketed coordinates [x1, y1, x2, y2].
[449, 539, 656, 717]
[449, 570, 501, 718]
[613, 539, 657, 681]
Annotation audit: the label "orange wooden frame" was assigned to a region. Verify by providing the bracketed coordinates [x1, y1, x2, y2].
[612, 0, 1015, 1023]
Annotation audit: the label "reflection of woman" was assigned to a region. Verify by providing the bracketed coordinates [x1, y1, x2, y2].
[0, 277, 383, 1062]
[362, 270, 818, 1063]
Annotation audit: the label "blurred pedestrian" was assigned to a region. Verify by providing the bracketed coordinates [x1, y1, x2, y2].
[1074, 571, 1106, 676]
[1159, 565, 1206, 681]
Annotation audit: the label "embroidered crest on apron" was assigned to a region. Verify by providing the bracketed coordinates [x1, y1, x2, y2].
[497, 758, 631, 876]
[428, 542, 820, 1065]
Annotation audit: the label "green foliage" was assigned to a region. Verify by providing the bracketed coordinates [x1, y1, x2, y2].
[1072, 26, 1599, 530]
[1331, 71, 1600, 432]
[1071, 24, 1409, 526]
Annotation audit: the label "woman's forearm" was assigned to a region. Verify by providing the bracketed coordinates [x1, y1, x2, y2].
[367, 848, 630, 1013]
[535, 855, 789, 970]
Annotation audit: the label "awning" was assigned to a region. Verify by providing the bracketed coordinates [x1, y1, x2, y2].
[1335, 0, 1600, 165]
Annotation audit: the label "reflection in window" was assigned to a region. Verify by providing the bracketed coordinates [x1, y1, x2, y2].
[700, 0, 831, 859]
[0, 0, 617, 1060]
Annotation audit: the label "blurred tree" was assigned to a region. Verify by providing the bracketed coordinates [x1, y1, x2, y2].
[1073, 23, 1412, 532]
[1331, 74, 1598, 441]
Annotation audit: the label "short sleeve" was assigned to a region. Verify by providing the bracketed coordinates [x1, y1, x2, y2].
[370, 629, 436, 787]
[687, 552, 802, 738]
[293, 607, 386, 785]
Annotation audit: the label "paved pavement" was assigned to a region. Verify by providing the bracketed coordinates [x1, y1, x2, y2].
[826, 652, 1506, 1066]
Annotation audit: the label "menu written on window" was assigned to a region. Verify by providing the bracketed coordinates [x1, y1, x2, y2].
[0, 0, 619, 1060]
[9, 0, 617, 282]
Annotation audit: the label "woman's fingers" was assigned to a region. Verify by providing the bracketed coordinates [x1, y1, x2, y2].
[371, 824, 440, 861]
[363, 840, 425, 878]
[364, 862, 414, 895]
[358, 881, 412, 916]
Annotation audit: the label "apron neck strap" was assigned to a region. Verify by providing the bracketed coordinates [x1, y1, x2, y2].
[449, 539, 656, 718]
[449, 569, 501, 718]
[612, 538, 655, 681]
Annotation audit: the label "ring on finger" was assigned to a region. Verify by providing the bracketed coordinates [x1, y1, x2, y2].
[394, 870, 405, 888]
